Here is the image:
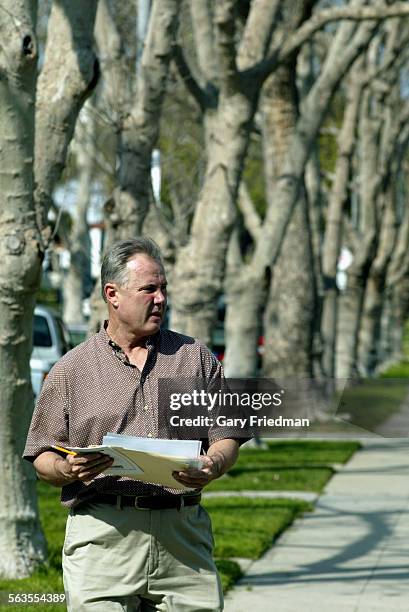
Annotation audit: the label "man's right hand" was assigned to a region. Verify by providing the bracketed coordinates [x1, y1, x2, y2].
[33, 451, 114, 487]
[58, 453, 114, 483]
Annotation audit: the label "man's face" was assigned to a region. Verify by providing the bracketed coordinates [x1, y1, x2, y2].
[108, 254, 167, 337]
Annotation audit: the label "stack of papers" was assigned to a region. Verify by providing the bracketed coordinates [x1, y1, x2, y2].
[58, 434, 202, 491]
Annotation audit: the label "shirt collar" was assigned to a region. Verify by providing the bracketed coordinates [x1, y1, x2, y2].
[99, 321, 160, 366]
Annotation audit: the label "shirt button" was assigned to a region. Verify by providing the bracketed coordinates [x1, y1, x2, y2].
[143, 405, 149, 411]
[147, 433, 153, 438]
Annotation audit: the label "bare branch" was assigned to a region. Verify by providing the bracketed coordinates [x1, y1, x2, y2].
[189, 0, 217, 83]
[94, 0, 132, 124]
[173, 44, 208, 112]
[250, 2, 409, 82]
[237, 0, 281, 70]
[280, 3, 409, 63]
[322, 62, 364, 279]
[238, 181, 262, 241]
[302, 18, 378, 130]
[226, 225, 244, 275]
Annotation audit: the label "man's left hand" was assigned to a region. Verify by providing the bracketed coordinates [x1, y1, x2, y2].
[172, 455, 221, 488]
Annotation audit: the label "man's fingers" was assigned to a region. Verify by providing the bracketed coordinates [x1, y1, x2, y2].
[172, 470, 211, 487]
[66, 453, 114, 481]
[68, 453, 113, 467]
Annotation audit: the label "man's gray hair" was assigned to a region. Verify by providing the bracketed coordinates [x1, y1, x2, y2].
[101, 237, 163, 302]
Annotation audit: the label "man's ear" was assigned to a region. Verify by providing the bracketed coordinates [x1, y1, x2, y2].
[104, 283, 119, 308]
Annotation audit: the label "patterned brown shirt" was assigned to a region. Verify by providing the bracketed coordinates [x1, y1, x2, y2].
[24, 324, 240, 508]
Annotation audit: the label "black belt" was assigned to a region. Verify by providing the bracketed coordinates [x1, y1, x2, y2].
[88, 493, 201, 510]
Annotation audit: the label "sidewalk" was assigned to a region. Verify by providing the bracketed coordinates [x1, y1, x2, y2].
[224, 438, 409, 612]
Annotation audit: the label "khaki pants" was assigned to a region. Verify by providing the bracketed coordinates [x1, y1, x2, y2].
[62, 502, 223, 612]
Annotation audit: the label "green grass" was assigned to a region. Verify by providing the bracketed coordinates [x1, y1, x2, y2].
[215, 559, 242, 592]
[240, 440, 360, 466]
[337, 379, 409, 432]
[207, 466, 333, 492]
[206, 440, 359, 493]
[0, 484, 65, 612]
[379, 362, 409, 378]
[204, 497, 312, 560]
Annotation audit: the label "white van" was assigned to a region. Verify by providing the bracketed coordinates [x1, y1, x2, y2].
[31, 305, 71, 397]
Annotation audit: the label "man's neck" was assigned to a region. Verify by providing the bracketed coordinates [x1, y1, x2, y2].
[106, 321, 149, 352]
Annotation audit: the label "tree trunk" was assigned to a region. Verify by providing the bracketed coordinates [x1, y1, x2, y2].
[0, 0, 101, 575]
[169, 97, 255, 345]
[382, 172, 409, 364]
[261, 60, 316, 379]
[63, 109, 94, 326]
[321, 66, 363, 379]
[0, 1, 47, 577]
[389, 278, 409, 363]
[263, 202, 315, 378]
[336, 270, 368, 379]
[358, 185, 397, 375]
[336, 82, 381, 379]
[223, 230, 264, 377]
[34, 0, 99, 230]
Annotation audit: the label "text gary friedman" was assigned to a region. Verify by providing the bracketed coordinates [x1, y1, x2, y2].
[169, 415, 310, 428]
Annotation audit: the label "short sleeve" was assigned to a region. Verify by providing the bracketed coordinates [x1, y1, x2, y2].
[198, 344, 250, 447]
[23, 366, 69, 461]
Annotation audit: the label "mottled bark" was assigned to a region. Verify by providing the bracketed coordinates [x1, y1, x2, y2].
[94, 0, 132, 122]
[170, 102, 255, 344]
[0, 0, 47, 577]
[263, 205, 315, 379]
[34, 0, 100, 233]
[262, 59, 315, 379]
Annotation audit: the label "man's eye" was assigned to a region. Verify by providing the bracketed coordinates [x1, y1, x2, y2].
[143, 285, 167, 293]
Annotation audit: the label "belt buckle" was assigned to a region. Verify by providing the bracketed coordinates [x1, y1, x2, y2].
[134, 496, 148, 510]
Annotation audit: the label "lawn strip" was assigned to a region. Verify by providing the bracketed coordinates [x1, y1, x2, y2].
[0, 482, 65, 606]
[203, 497, 313, 559]
[207, 467, 333, 492]
[215, 560, 243, 593]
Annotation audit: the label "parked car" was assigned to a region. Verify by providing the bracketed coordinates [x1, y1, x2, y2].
[31, 305, 71, 397]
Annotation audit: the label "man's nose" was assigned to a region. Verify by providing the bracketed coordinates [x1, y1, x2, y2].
[154, 289, 166, 304]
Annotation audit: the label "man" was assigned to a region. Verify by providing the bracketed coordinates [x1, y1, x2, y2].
[24, 237, 242, 612]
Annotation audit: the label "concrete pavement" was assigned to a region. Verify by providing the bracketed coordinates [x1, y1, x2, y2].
[224, 438, 409, 612]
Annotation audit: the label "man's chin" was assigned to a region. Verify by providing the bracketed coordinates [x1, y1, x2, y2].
[146, 317, 162, 331]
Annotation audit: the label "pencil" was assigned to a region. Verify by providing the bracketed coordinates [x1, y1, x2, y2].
[52, 445, 78, 456]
